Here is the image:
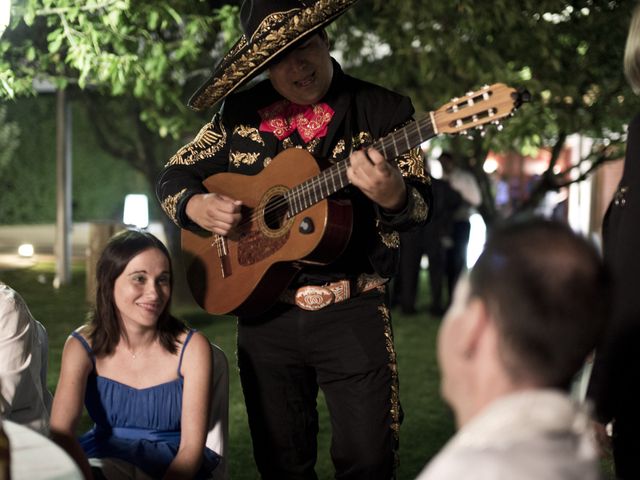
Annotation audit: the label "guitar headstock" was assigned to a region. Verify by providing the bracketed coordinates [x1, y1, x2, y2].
[433, 83, 530, 136]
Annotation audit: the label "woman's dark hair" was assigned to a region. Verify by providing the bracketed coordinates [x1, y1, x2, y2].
[85, 229, 186, 356]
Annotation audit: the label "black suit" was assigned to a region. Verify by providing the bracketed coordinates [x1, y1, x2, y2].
[157, 60, 432, 479]
[588, 113, 640, 479]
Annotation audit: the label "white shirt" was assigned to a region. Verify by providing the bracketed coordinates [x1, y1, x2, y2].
[0, 283, 52, 435]
[416, 390, 600, 480]
[445, 168, 482, 221]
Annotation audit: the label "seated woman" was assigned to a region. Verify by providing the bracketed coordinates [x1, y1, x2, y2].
[50, 230, 219, 479]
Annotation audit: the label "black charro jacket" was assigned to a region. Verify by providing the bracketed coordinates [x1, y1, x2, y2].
[157, 61, 431, 283]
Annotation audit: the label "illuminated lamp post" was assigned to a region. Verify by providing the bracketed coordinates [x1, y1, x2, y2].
[0, 0, 10, 38]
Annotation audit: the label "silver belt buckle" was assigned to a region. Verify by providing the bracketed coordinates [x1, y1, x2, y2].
[294, 286, 335, 311]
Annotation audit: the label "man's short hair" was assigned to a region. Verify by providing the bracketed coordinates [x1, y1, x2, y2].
[469, 218, 610, 389]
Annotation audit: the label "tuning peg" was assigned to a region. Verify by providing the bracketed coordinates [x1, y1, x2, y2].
[496, 124, 504, 131]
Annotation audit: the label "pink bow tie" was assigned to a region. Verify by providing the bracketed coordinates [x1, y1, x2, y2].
[258, 100, 334, 143]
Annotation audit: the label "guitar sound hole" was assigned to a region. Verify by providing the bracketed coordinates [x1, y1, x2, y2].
[264, 195, 289, 231]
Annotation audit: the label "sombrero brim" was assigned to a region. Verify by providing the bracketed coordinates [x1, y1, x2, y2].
[188, 0, 358, 111]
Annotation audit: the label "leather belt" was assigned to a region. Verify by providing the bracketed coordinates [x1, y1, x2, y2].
[280, 273, 388, 311]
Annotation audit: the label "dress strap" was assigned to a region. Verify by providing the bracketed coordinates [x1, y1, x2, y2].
[177, 329, 196, 377]
[70, 330, 96, 367]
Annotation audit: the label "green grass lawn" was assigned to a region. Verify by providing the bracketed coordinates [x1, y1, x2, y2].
[1, 259, 454, 479]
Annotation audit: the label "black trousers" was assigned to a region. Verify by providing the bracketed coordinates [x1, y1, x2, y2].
[237, 288, 398, 480]
[446, 220, 471, 299]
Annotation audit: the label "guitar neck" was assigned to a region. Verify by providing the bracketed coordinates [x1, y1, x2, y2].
[286, 114, 435, 216]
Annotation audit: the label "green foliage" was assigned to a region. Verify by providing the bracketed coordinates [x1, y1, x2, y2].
[0, 105, 20, 173]
[0, 96, 151, 224]
[2, 0, 639, 222]
[0, 0, 230, 139]
[338, 0, 639, 148]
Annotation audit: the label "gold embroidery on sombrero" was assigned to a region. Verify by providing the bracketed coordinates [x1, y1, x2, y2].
[165, 118, 227, 166]
[161, 188, 187, 226]
[234, 125, 265, 145]
[230, 151, 260, 167]
[191, 0, 354, 110]
[250, 9, 299, 43]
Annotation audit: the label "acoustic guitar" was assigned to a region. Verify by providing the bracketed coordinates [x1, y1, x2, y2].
[182, 83, 529, 316]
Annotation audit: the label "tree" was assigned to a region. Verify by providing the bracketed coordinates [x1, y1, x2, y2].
[1, 1, 243, 269]
[2, 0, 639, 235]
[335, 0, 640, 223]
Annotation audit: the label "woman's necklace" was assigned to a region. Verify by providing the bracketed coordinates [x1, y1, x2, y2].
[127, 347, 139, 359]
[123, 335, 156, 359]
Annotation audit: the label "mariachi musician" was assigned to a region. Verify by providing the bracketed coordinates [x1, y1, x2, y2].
[156, 0, 432, 478]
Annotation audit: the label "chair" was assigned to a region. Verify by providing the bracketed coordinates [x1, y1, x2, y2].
[207, 343, 230, 480]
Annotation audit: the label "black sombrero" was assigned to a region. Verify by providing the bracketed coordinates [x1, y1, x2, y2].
[188, 0, 357, 111]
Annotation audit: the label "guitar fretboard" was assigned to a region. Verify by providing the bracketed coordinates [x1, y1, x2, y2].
[285, 114, 435, 216]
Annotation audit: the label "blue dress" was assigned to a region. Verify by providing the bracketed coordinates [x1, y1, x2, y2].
[71, 330, 220, 479]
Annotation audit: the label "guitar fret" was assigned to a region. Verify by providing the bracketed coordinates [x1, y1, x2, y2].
[391, 133, 399, 157]
[403, 128, 410, 152]
[313, 181, 320, 203]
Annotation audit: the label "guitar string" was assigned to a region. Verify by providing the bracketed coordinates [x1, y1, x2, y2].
[233, 115, 436, 230]
[234, 93, 508, 229]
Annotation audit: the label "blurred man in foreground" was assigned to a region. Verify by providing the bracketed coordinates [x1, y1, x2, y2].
[417, 219, 609, 480]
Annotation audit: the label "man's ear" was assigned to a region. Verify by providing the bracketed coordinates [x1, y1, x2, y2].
[459, 298, 491, 359]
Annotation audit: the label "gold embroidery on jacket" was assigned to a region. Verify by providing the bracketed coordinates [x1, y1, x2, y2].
[234, 125, 265, 145]
[395, 147, 429, 183]
[305, 137, 321, 154]
[376, 220, 400, 249]
[263, 157, 272, 168]
[353, 132, 372, 149]
[230, 151, 260, 168]
[161, 188, 187, 226]
[330, 139, 346, 162]
[282, 137, 295, 150]
[166, 118, 227, 167]
[408, 186, 429, 222]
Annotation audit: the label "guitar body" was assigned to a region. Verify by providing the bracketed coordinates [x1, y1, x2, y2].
[181, 148, 353, 316]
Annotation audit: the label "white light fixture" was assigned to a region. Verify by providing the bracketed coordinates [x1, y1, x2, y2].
[483, 157, 499, 174]
[123, 194, 149, 229]
[0, 0, 11, 38]
[18, 243, 34, 258]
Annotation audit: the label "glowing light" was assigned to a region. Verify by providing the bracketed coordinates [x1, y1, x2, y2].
[467, 214, 487, 269]
[18, 243, 34, 258]
[123, 194, 149, 229]
[0, 0, 10, 38]
[483, 157, 499, 174]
